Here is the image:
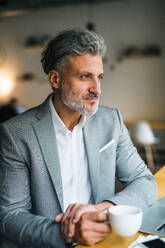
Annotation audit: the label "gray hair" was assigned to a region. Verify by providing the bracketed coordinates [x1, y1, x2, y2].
[41, 28, 106, 75]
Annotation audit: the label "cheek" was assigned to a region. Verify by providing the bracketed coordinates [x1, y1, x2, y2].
[68, 79, 90, 97]
[72, 86, 89, 98]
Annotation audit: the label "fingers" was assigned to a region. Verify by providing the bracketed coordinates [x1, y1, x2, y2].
[75, 223, 111, 246]
[61, 204, 75, 238]
[60, 204, 98, 239]
[73, 211, 111, 246]
[88, 222, 110, 233]
[81, 230, 109, 245]
[86, 231, 109, 246]
[55, 213, 64, 222]
[80, 215, 111, 234]
[62, 204, 81, 225]
[65, 237, 74, 244]
[55, 203, 107, 244]
[83, 211, 108, 223]
[70, 204, 97, 224]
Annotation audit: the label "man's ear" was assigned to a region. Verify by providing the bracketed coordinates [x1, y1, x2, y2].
[48, 70, 61, 89]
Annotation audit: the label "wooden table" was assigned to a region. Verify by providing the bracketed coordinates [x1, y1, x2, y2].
[77, 165, 165, 248]
[124, 121, 165, 129]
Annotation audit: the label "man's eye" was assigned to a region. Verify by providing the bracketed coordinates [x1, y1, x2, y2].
[80, 74, 90, 79]
[99, 75, 104, 80]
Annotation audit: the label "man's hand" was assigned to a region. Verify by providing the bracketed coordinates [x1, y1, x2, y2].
[74, 211, 111, 246]
[55, 204, 98, 242]
[55, 201, 114, 244]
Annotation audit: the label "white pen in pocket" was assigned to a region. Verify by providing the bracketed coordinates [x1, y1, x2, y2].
[99, 138, 115, 153]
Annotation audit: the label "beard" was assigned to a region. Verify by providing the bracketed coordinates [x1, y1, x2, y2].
[59, 80, 99, 116]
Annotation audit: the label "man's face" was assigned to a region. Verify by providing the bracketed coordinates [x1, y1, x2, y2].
[59, 53, 103, 116]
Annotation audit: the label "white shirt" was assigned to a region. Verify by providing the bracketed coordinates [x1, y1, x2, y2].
[49, 97, 93, 212]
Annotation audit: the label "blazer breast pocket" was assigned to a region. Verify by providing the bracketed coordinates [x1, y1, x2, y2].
[99, 138, 115, 153]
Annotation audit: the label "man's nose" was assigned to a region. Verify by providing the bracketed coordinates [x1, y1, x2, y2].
[90, 79, 101, 95]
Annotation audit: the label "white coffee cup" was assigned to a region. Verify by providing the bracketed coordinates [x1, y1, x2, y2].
[108, 205, 143, 237]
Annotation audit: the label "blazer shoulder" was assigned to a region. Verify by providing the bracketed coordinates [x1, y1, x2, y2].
[95, 105, 120, 121]
[1, 94, 51, 129]
[98, 105, 117, 114]
[1, 104, 41, 130]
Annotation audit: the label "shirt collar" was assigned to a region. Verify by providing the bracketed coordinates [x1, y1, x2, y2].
[49, 95, 86, 135]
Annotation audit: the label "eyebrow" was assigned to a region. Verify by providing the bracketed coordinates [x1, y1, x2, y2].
[78, 71, 104, 75]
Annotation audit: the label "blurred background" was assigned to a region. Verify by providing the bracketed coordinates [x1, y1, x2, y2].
[0, 0, 164, 171]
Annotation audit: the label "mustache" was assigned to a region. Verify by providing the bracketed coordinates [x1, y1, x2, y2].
[83, 92, 99, 99]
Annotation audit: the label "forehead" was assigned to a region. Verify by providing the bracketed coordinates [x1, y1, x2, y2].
[66, 53, 103, 74]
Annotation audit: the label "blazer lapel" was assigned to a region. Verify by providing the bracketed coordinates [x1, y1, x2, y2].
[83, 118, 100, 203]
[32, 95, 64, 210]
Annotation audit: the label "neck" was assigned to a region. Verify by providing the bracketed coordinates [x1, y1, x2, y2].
[52, 93, 82, 131]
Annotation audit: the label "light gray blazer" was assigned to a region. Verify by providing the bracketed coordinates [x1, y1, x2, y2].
[0, 95, 157, 248]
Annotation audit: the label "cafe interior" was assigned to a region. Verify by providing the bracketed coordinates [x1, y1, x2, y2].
[0, 0, 164, 172]
[0, 0, 165, 246]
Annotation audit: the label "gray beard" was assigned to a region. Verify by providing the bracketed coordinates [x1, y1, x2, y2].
[59, 82, 99, 116]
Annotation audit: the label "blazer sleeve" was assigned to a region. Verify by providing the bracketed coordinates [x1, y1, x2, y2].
[0, 123, 65, 248]
[108, 109, 158, 209]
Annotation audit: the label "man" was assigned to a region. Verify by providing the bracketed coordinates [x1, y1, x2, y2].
[0, 28, 157, 248]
